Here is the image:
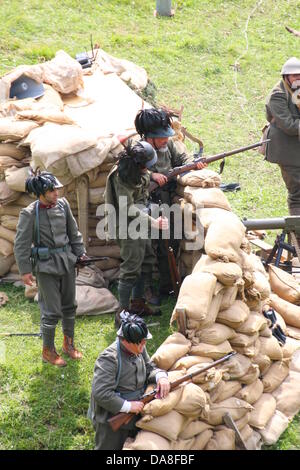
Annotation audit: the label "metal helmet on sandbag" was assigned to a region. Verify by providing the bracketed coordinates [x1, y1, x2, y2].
[9, 74, 45, 100]
[281, 57, 300, 76]
[116, 311, 152, 344]
[134, 108, 175, 139]
[25, 168, 63, 197]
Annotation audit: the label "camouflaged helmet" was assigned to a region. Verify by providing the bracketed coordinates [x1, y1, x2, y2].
[25, 168, 63, 197]
[134, 108, 175, 139]
[117, 311, 152, 343]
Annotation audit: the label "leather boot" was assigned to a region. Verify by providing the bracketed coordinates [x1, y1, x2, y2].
[115, 307, 125, 329]
[144, 287, 161, 306]
[130, 298, 161, 317]
[62, 335, 83, 360]
[42, 346, 67, 367]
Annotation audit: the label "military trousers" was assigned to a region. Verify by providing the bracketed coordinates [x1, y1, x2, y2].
[94, 417, 139, 450]
[37, 269, 77, 348]
[279, 165, 300, 213]
[118, 238, 156, 285]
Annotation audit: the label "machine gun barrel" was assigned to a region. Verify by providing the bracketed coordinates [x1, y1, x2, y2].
[242, 217, 286, 231]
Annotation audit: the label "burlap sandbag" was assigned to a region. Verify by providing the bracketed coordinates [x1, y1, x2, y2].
[179, 420, 213, 440]
[0, 215, 19, 231]
[171, 437, 198, 451]
[88, 172, 109, 189]
[259, 336, 283, 361]
[76, 266, 106, 288]
[177, 169, 221, 188]
[123, 431, 171, 451]
[230, 332, 259, 348]
[94, 258, 120, 271]
[286, 325, 300, 340]
[25, 282, 38, 299]
[37, 83, 64, 111]
[151, 332, 191, 370]
[235, 412, 251, 431]
[171, 272, 217, 322]
[196, 287, 225, 329]
[269, 293, 300, 329]
[195, 323, 236, 345]
[142, 388, 183, 418]
[75, 286, 119, 315]
[234, 338, 261, 359]
[136, 410, 186, 441]
[235, 378, 264, 404]
[201, 397, 252, 426]
[41, 50, 83, 94]
[0, 181, 20, 205]
[236, 311, 268, 335]
[220, 353, 252, 380]
[249, 393, 276, 430]
[269, 264, 300, 304]
[240, 424, 253, 443]
[205, 429, 236, 450]
[0, 205, 23, 217]
[245, 431, 262, 451]
[171, 355, 213, 371]
[0, 237, 14, 256]
[204, 212, 246, 263]
[252, 353, 271, 375]
[87, 244, 120, 259]
[239, 363, 260, 385]
[252, 271, 271, 300]
[89, 187, 105, 205]
[174, 383, 207, 417]
[16, 109, 75, 126]
[259, 410, 290, 445]
[193, 255, 243, 286]
[0, 143, 29, 160]
[210, 380, 242, 403]
[219, 285, 238, 311]
[187, 364, 222, 386]
[0, 254, 15, 276]
[281, 336, 300, 359]
[190, 340, 233, 360]
[272, 370, 300, 419]
[102, 267, 120, 281]
[0, 117, 38, 141]
[0, 225, 15, 244]
[217, 300, 250, 329]
[290, 349, 300, 373]
[0, 156, 26, 173]
[262, 361, 289, 393]
[5, 166, 30, 192]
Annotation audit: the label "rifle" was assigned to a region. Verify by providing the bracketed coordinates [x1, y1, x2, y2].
[107, 351, 236, 432]
[75, 256, 109, 268]
[148, 139, 270, 194]
[0, 332, 41, 338]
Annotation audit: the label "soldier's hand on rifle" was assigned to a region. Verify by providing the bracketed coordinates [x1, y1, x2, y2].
[196, 161, 207, 170]
[22, 273, 35, 286]
[152, 216, 169, 231]
[77, 253, 89, 263]
[151, 172, 168, 187]
[130, 401, 145, 414]
[156, 377, 171, 399]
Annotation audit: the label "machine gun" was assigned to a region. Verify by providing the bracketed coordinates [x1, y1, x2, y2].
[148, 140, 270, 196]
[242, 216, 300, 270]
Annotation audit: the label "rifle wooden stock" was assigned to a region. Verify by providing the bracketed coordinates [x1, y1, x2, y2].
[164, 239, 181, 297]
[107, 351, 236, 432]
[149, 140, 270, 194]
[75, 256, 109, 267]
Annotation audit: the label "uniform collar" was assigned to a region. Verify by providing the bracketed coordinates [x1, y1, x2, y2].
[39, 202, 56, 209]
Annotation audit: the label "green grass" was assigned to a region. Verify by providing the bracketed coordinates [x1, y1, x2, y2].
[1, 0, 300, 450]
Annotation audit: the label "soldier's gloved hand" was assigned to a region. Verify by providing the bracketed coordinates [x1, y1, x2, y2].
[196, 161, 207, 170]
[156, 377, 171, 399]
[130, 401, 145, 414]
[22, 273, 34, 286]
[153, 216, 169, 231]
[151, 172, 168, 187]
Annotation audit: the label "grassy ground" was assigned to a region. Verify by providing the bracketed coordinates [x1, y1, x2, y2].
[0, 0, 300, 450]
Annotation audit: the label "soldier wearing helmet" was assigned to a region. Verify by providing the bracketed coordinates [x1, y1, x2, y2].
[265, 57, 300, 217]
[135, 108, 207, 302]
[105, 141, 169, 326]
[14, 169, 87, 367]
[88, 311, 170, 450]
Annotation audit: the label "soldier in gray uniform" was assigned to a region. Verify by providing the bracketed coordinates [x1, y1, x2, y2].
[14, 170, 87, 367]
[134, 108, 206, 301]
[88, 312, 170, 450]
[105, 141, 168, 326]
[265, 57, 300, 216]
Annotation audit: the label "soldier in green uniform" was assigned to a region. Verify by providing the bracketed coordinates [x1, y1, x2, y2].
[105, 141, 168, 326]
[265, 57, 300, 216]
[14, 170, 87, 367]
[88, 312, 170, 450]
[134, 108, 206, 301]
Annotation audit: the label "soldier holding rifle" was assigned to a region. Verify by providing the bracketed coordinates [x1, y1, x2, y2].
[14, 170, 87, 367]
[88, 312, 170, 450]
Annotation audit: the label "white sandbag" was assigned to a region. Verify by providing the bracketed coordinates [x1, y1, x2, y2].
[290, 349, 300, 373]
[0, 117, 38, 141]
[0, 142, 29, 160]
[259, 410, 290, 445]
[75, 285, 119, 315]
[281, 336, 300, 359]
[41, 50, 83, 94]
[179, 186, 231, 211]
[177, 168, 221, 188]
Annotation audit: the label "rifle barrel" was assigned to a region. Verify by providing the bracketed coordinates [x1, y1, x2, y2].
[204, 140, 270, 164]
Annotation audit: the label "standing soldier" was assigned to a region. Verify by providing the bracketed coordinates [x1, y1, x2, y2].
[134, 108, 206, 303]
[105, 140, 168, 327]
[14, 170, 87, 367]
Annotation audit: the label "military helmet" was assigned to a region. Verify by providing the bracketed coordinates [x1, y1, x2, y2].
[135, 141, 158, 168]
[281, 57, 300, 75]
[9, 74, 45, 100]
[25, 169, 63, 197]
[135, 108, 175, 139]
[117, 311, 152, 343]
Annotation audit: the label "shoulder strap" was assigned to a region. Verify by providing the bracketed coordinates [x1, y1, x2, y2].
[34, 201, 40, 247]
[115, 338, 122, 389]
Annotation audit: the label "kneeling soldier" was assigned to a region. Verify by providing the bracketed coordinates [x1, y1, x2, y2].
[14, 170, 87, 367]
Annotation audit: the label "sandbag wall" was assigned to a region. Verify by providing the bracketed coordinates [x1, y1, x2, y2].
[124, 169, 300, 451]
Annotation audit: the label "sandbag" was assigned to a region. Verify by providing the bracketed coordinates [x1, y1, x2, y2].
[94, 257, 120, 271]
[205, 429, 236, 450]
[235, 412, 251, 431]
[234, 338, 261, 359]
[219, 353, 252, 380]
[286, 325, 300, 341]
[0, 204, 23, 218]
[190, 429, 213, 450]
[236, 311, 268, 335]
[142, 387, 183, 418]
[269, 264, 300, 304]
[252, 271, 271, 300]
[151, 332, 191, 370]
[87, 244, 120, 259]
[123, 431, 171, 451]
[88, 171, 109, 188]
[195, 323, 236, 345]
[249, 393, 276, 430]
[75, 286, 119, 315]
[177, 168, 221, 188]
[0, 254, 15, 276]
[269, 293, 300, 329]
[75, 266, 106, 288]
[195, 286, 225, 329]
[252, 353, 271, 375]
[171, 355, 213, 371]
[171, 437, 197, 451]
[187, 364, 222, 386]
[217, 300, 250, 329]
[0, 181, 20, 205]
[0, 143, 29, 160]
[219, 285, 238, 311]
[193, 255, 243, 286]
[239, 363, 260, 385]
[190, 340, 233, 360]
[230, 332, 259, 348]
[210, 380, 242, 403]
[259, 410, 290, 445]
[0, 225, 15, 244]
[179, 186, 231, 211]
[245, 431, 262, 450]
[201, 397, 252, 426]
[174, 383, 207, 417]
[41, 50, 84, 94]
[281, 336, 300, 359]
[178, 420, 213, 440]
[0, 237, 14, 256]
[240, 424, 253, 443]
[4, 166, 30, 192]
[171, 272, 217, 322]
[0, 215, 19, 231]
[290, 349, 300, 373]
[136, 410, 186, 441]
[0, 156, 26, 173]
[273, 370, 300, 419]
[0, 117, 38, 141]
[262, 361, 290, 392]
[36, 83, 64, 110]
[89, 187, 106, 205]
[235, 379, 264, 404]
[259, 336, 283, 361]
[16, 109, 75, 125]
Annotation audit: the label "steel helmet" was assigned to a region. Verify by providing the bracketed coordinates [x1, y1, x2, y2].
[135, 140, 158, 168]
[9, 75, 45, 100]
[25, 169, 63, 197]
[117, 311, 152, 343]
[281, 57, 300, 75]
[135, 108, 175, 139]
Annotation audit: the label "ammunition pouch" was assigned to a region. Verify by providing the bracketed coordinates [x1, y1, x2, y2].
[31, 245, 68, 262]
